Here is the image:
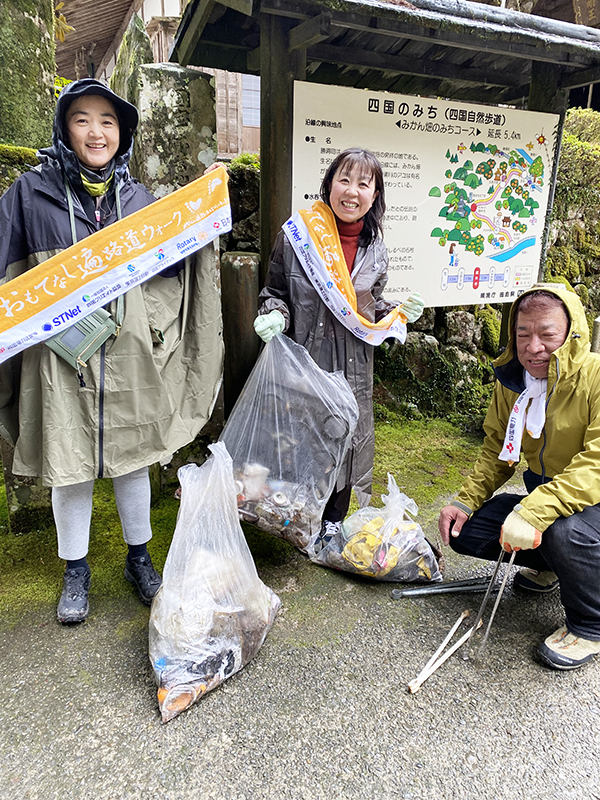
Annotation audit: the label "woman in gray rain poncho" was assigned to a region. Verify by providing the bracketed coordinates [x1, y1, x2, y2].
[255, 148, 425, 550]
[0, 80, 222, 623]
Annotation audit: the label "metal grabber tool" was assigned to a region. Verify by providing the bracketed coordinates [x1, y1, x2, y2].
[407, 610, 482, 693]
[463, 549, 517, 660]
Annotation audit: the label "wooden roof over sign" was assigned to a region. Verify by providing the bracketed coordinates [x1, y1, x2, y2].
[171, 0, 600, 104]
[55, 0, 138, 80]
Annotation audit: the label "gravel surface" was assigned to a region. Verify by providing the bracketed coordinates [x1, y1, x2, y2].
[1, 531, 599, 800]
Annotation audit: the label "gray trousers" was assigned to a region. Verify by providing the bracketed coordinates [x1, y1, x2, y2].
[52, 467, 152, 561]
[450, 492, 600, 640]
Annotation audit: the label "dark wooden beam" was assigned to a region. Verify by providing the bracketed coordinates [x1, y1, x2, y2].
[528, 61, 568, 288]
[175, 0, 216, 66]
[289, 12, 331, 50]
[308, 42, 522, 88]
[260, 13, 299, 284]
[181, 40, 254, 72]
[260, 3, 593, 68]
[335, 18, 588, 68]
[528, 61, 568, 114]
[262, 0, 600, 46]
[247, 46, 260, 72]
[218, 0, 253, 14]
[561, 65, 600, 89]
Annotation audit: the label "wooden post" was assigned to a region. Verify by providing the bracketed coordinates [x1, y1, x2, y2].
[220, 252, 261, 415]
[500, 62, 568, 347]
[528, 61, 568, 282]
[259, 13, 300, 284]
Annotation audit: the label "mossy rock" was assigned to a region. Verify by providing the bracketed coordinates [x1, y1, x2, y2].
[475, 305, 501, 357]
[109, 13, 153, 104]
[374, 333, 493, 428]
[0, 0, 55, 149]
[544, 245, 582, 284]
[0, 144, 39, 196]
[541, 273, 576, 293]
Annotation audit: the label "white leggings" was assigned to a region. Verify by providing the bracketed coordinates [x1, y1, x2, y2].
[52, 467, 153, 561]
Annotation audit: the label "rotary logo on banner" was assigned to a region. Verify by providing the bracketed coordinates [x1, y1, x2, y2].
[0, 165, 231, 364]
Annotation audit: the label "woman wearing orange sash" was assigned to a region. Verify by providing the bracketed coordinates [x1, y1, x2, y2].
[255, 148, 424, 550]
[0, 80, 212, 623]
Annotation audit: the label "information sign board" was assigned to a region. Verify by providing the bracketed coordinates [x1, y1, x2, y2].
[292, 81, 559, 307]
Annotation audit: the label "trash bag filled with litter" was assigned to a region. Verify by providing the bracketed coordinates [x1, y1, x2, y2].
[149, 442, 281, 723]
[220, 335, 359, 551]
[310, 473, 443, 583]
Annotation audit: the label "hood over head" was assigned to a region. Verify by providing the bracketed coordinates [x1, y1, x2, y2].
[494, 283, 590, 392]
[37, 79, 138, 186]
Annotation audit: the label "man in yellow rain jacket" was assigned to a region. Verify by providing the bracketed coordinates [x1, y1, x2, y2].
[439, 285, 600, 670]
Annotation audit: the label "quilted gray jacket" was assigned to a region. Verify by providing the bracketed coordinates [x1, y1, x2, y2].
[258, 229, 395, 506]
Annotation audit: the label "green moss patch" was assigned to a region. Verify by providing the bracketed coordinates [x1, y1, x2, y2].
[0, 416, 483, 630]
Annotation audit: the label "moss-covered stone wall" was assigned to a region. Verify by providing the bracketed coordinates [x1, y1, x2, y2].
[109, 13, 154, 106]
[544, 108, 600, 331]
[0, 145, 39, 196]
[130, 63, 217, 196]
[220, 153, 260, 253]
[0, 0, 55, 149]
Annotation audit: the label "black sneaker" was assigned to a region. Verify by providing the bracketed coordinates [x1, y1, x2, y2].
[313, 520, 342, 554]
[57, 566, 91, 624]
[125, 554, 162, 605]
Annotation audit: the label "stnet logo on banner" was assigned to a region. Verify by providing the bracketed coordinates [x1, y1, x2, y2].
[292, 82, 560, 308]
[0, 165, 231, 363]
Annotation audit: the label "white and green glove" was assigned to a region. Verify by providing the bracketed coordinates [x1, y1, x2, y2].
[500, 506, 542, 552]
[400, 292, 425, 323]
[254, 309, 285, 343]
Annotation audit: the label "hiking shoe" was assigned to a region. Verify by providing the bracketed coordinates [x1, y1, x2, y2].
[538, 625, 600, 670]
[125, 553, 162, 605]
[313, 520, 342, 554]
[57, 566, 91, 624]
[514, 568, 559, 593]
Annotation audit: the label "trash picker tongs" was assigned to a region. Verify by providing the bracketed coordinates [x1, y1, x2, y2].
[463, 549, 517, 660]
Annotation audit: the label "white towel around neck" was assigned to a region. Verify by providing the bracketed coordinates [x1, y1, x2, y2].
[498, 370, 547, 466]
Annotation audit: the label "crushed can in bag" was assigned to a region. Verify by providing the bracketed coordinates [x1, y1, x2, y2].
[220, 335, 359, 551]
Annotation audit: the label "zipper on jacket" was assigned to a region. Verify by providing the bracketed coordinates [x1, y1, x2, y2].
[538, 361, 560, 482]
[352, 241, 375, 278]
[98, 342, 106, 479]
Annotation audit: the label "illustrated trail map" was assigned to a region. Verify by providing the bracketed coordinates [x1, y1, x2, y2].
[292, 81, 559, 308]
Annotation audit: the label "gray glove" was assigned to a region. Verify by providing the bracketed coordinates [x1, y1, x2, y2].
[253, 310, 285, 342]
[400, 292, 425, 323]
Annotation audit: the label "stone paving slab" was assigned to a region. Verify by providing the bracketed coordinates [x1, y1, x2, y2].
[1, 538, 599, 800]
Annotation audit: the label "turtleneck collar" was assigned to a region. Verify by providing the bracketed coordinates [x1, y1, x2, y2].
[336, 218, 364, 238]
[336, 217, 364, 274]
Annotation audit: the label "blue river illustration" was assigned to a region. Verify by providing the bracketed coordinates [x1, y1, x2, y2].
[488, 235, 536, 263]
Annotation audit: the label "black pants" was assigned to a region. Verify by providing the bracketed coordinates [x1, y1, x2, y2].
[450, 493, 600, 639]
[323, 485, 353, 523]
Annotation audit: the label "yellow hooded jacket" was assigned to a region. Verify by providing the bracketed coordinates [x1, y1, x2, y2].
[454, 285, 600, 532]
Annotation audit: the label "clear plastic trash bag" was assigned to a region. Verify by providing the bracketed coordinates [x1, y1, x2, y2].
[149, 442, 281, 723]
[310, 473, 443, 583]
[219, 334, 359, 551]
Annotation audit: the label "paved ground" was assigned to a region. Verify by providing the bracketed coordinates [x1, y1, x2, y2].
[1, 498, 600, 800]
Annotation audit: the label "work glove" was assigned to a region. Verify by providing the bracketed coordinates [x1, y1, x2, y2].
[400, 292, 425, 323]
[500, 506, 542, 552]
[253, 309, 285, 342]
